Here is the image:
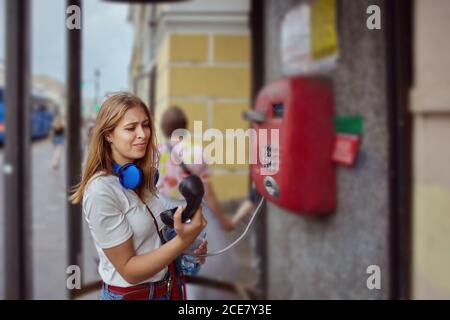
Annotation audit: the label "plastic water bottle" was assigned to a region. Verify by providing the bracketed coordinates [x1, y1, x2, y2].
[180, 230, 206, 275]
[163, 227, 206, 276]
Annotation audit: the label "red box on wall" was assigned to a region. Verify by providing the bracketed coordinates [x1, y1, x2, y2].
[251, 77, 336, 214]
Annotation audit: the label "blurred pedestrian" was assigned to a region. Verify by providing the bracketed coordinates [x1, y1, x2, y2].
[231, 185, 263, 295]
[86, 117, 95, 145]
[82, 117, 96, 166]
[231, 186, 262, 227]
[157, 106, 235, 232]
[157, 106, 242, 299]
[70, 92, 207, 300]
[50, 114, 65, 170]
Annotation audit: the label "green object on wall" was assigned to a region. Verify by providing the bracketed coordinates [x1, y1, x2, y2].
[334, 116, 363, 135]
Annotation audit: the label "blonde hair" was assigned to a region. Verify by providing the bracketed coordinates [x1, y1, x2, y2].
[70, 92, 159, 204]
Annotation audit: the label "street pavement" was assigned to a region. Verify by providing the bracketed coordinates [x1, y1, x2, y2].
[0, 139, 255, 299]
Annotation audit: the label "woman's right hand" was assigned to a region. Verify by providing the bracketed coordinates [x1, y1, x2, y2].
[173, 206, 207, 247]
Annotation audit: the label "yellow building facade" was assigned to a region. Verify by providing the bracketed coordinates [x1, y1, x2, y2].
[130, 0, 252, 202]
[411, 0, 450, 299]
[155, 33, 250, 202]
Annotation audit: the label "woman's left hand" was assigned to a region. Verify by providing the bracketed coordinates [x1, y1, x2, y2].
[193, 239, 208, 265]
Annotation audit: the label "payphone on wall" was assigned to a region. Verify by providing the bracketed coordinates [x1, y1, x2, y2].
[246, 76, 336, 214]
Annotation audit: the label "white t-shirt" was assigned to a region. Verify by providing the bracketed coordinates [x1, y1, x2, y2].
[83, 173, 168, 287]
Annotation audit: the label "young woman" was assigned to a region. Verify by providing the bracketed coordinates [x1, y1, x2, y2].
[70, 92, 207, 300]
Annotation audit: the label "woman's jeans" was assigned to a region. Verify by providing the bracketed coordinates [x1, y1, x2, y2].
[99, 282, 170, 300]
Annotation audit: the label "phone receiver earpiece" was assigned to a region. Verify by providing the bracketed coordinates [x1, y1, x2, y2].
[160, 175, 205, 228]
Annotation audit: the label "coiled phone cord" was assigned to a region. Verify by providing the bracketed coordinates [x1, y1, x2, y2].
[186, 197, 266, 257]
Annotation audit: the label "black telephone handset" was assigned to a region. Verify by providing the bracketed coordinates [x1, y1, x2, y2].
[160, 175, 205, 228]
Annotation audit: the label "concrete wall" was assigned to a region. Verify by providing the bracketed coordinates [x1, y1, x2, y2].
[263, 0, 390, 299]
[411, 0, 450, 299]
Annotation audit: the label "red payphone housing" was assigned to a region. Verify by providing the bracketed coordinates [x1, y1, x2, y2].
[250, 77, 336, 214]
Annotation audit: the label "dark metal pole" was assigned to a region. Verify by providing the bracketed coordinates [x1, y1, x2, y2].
[250, 0, 267, 300]
[4, 0, 33, 300]
[386, 0, 413, 300]
[66, 0, 83, 300]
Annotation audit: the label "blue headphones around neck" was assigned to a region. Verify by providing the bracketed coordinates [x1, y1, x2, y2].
[112, 162, 159, 189]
